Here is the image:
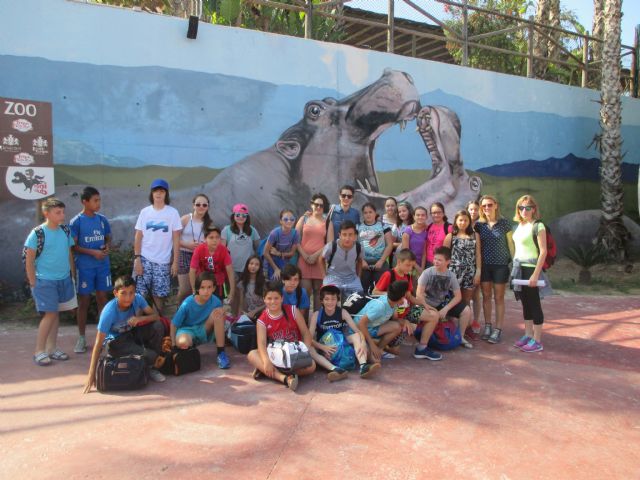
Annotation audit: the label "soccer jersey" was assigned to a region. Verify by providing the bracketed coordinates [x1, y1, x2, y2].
[69, 212, 111, 270]
[257, 305, 301, 343]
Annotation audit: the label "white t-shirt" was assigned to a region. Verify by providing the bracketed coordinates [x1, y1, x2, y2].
[135, 205, 182, 264]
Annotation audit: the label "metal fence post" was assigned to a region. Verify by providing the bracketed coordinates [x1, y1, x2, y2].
[582, 31, 589, 88]
[462, 0, 468, 66]
[387, 0, 394, 53]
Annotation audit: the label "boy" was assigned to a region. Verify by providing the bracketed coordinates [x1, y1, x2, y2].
[322, 220, 363, 300]
[352, 280, 409, 364]
[373, 248, 442, 361]
[171, 272, 230, 369]
[327, 185, 360, 242]
[416, 246, 473, 352]
[281, 264, 310, 319]
[69, 186, 112, 353]
[189, 227, 235, 304]
[83, 275, 166, 392]
[24, 197, 77, 366]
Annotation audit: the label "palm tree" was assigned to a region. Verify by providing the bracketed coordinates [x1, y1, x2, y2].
[596, 0, 629, 261]
[533, 0, 560, 78]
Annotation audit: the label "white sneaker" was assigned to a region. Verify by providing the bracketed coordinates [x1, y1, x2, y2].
[149, 369, 166, 382]
[74, 336, 87, 353]
[381, 351, 397, 359]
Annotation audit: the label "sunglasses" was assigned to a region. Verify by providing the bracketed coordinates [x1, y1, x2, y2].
[194, 203, 208, 208]
[282, 217, 296, 222]
[234, 213, 248, 218]
[430, 210, 443, 215]
[481, 203, 495, 208]
[340, 193, 353, 199]
[518, 205, 534, 212]
[311, 202, 324, 208]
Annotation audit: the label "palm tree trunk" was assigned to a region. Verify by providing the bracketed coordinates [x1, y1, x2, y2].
[533, 0, 560, 79]
[597, 0, 629, 261]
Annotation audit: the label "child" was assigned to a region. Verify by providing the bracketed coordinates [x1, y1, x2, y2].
[352, 280, 409, 364]
[221, 203, 260, 279]
[372, 248, 442, 361]
[358, 202, 393, 294]
[401, 206, 429, 273]
[247, 281, 316, 391]
[425, 202, 453, 268]
[416, 246, 473, 350]
[281, 264, 310, 320]
[171, 271, 230, 369]
[443, 210, 481, 335]
[322, 220, 364, 300]
[24, 197, 77, 366]
[263, 209, 300, 281]
[133, 179, 182, 315]
[189, 227, 236, 304]
[83, 275, 166, 392]
[309, 284, 378, 381]
[235, 255, 266, 320]
[466, 200, 483, 333]
[69, 186, 112, 354]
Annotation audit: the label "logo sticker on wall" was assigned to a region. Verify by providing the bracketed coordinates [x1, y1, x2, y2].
[5, 166, 53, 199]
[32, 136, 49, 155]
[11, 118, 33, 133]
[1, 134, 21, 153]
[13, 152, 34, 166]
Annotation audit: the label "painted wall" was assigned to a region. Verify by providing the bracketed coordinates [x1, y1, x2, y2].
[1, 0, 639, 287]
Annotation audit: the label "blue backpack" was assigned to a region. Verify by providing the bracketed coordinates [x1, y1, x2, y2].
[414, 319, 462, 351]
[317, 309, 356, 371]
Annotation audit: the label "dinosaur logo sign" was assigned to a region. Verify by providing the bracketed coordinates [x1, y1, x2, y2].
[5, 166, 53, 200]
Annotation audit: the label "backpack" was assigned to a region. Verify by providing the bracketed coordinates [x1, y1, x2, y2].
[326, 240, 362, 269]
[533, 221, 557, 270]
[22, 224, 71, 264]
[342, 291, 376, 315]
[426, 221, 451, 236]
[318, 327, 356, 371]
[96, 354, 148, 392]
[414, 319, 462, 351]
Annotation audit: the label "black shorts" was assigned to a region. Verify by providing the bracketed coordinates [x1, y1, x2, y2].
[481, 264, 510, 284]
[438, 301, 468, 319]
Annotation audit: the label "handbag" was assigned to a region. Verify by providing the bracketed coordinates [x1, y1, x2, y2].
[229, 319, 257, 354]
[96, 354, 148, 392]
[267, 340, 312, 371]
[158, 347, 201, 376]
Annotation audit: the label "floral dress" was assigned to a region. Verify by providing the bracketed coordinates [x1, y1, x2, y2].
[449, 235, 477, 290]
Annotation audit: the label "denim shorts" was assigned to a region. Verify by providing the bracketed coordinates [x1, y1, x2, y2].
[32, 276, 77, 313]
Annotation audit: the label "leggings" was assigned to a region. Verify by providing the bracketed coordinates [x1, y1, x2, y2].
[519, 266, 544, 325]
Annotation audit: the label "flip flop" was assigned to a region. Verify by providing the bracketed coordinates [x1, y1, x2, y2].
[50, 349, 69, 361]
[33, 352, 51, 366]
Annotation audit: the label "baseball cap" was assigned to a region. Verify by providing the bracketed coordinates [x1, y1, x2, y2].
[319, 284, 341, 296]
[150, 178, 169, 191]
[232, 203, 249, 214]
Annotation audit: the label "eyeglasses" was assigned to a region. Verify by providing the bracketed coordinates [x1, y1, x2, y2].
[282, 217, 296, 222]
[340, 193, 353, 199]
[481, 203, 495, 208]
[518, 205, 534, 212]
[234, 213, 248, 218]
[311, 202, 324, 208]
[430, 210, 443, 215]
[194, 203, 208, 208]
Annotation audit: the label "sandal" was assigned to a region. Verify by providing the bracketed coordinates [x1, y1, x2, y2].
[284, 374, 298, 391]
[50, 349, 70, 361]
[33, 352, 51, 366]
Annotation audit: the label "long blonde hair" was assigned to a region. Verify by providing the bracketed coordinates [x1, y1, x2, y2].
[513, 195, 541, 222]
[478, 194, 502, 223]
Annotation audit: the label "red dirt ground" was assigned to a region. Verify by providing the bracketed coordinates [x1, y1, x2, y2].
[1, 295, 639, 479]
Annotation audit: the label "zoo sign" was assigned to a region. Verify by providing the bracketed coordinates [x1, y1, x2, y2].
[0, 97, 54, 200]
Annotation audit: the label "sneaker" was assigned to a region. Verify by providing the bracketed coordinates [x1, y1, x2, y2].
[285, 374, 298, 391]
[217, 351, 230, 369]
[487, 328, 502, 344]
[359, 362, 380, 378]
[327, 367, 348, 382]
[74, 336, 87, 354]
[471, 320, 482, 333]
[381, 351, 397, 359]
[481, 323, 493, 341]
[149, 369, 166, 382]
[49, 349, 69, 361]
[521, 339, 544, 353]
[413, 346, 443, 361]
[461, 338, 474, 349]
[514, 335, 531, 349]
[465, 327, 479, 341]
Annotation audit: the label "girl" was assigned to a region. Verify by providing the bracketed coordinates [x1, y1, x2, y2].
[189, 227, 235, 304]
[177, 194, 212, 305]
[393, 201, 413, 250]
[443, 210, 481, 339]
[296, 193, 328, 309]
[247, 281, 316, 391]
[308, 284, 378, 382]
[382, 197, 398, 228]
[263, 209, 300, 281]
[401, 206, 429, 273]
[425, 202, 453, 267]
[221, 203, 260, 279]
[512, 195, 548, 353]
[476, 195, 514, 344]
[467, 200, 483, 332]
[235, 255, 266, 320]
[358, 202, 393, 294]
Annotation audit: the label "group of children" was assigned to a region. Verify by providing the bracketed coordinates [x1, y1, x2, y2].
[23, 179, 549, 393]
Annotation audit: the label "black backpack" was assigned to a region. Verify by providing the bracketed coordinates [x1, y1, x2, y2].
[22, 224, 71, 264]
[326, 240, 362, 269]
[158, 347, 201, 376]
[96, 354, 148, 392]
[426, 221, 450, 236]
[342, 291, 376, 315]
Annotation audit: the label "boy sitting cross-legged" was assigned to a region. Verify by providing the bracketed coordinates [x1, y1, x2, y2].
[373, 248, 442, 361]
[83, 275, 166, 393]
[171, 271, 230, 369]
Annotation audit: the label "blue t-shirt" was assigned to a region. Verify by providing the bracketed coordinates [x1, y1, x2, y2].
[282, 287, 310, 310]
[475, 218, 512, 265]
[329, 205, 360, 235]
[24, 224, 75, 280]
[69, 212, 111, 270]
[97, 294, 149, 340]
[172, 294, 222, 328]
[353, 295, 394, 329]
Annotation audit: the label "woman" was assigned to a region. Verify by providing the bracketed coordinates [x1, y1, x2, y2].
[467, 200, 482, 333]
[177, 194, 212, 305]
[358, 203, 393, 294]
[296, 193, 329, 310]
[511, 195, 549, 353]
[475, 195, 514, 344]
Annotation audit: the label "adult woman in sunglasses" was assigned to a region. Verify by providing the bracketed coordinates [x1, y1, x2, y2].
[326, 185, 360, 243]
[176, 193, 212, 305]
[475, 195, 514, 344]
[296, 193, 330, 308]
